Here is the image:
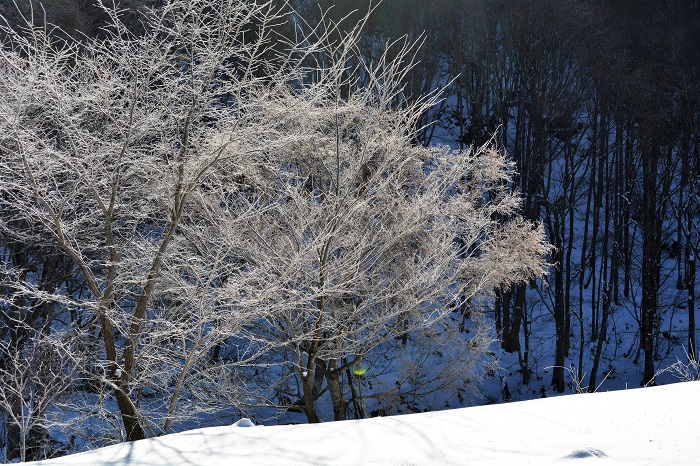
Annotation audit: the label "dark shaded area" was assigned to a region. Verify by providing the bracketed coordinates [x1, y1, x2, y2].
[302, 0, 700, 392]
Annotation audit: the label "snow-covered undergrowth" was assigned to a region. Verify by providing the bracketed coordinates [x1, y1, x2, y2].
[25, 381, 700, 466]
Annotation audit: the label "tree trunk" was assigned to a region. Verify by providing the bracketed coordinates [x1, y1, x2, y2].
[550, 214, 566, 392]
[115, 378, 145, 442]
[344, 363, 366, 420]
[641, 142, 662, 386]
[301, 350, 322, 424]
[589, 285, 611, 392]
[688, 252, 696, 359]
[327, 359, 347, 421]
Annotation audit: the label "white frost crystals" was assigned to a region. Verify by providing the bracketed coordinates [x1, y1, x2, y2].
[0, 0, 550, 457]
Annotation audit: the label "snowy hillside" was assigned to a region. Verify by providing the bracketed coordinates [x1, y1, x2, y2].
[26, 382, 700, 466]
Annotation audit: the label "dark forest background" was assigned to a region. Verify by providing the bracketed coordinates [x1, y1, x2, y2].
[292, 0, 700, 391]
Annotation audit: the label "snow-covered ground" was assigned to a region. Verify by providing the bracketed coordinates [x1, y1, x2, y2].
[26, 381, 699, 466]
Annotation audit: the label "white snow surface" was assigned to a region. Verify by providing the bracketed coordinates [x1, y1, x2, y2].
[29, 382, 699, 466]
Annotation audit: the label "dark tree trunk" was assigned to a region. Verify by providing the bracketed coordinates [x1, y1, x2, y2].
[115, 379, 146, 442]
[301, 356, 322, 424]
[589, 285, 611, 392]
[550, 215, 566, 392]
[688, 252, 696, 359]
[641, 142, 662, 386]
[327, 359, 347, 421]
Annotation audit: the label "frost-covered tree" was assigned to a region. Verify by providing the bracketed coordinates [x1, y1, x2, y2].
[0, 0, 312, 443]
[0, 0, 550, 453]
[221, 108, 552, 421]
[197, 14, 552, 421]
[0, 333, 78, 462]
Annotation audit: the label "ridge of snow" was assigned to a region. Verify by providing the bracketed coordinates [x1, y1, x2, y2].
[27, 382, 700, 466]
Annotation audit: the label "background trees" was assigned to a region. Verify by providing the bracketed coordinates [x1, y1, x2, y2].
[289, 0, 700, 392]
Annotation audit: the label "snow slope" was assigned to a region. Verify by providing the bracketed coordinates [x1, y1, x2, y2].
[28, 382, 700, 466]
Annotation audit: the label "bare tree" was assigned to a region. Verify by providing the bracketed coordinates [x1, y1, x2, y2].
[199, 11, 553, 420]
[0, 332, 78, 462]
[0, 0, 318, 443]
[0, 0, 551, 454]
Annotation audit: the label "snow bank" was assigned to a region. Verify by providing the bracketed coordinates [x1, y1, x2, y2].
[28, 382, 700, 465]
